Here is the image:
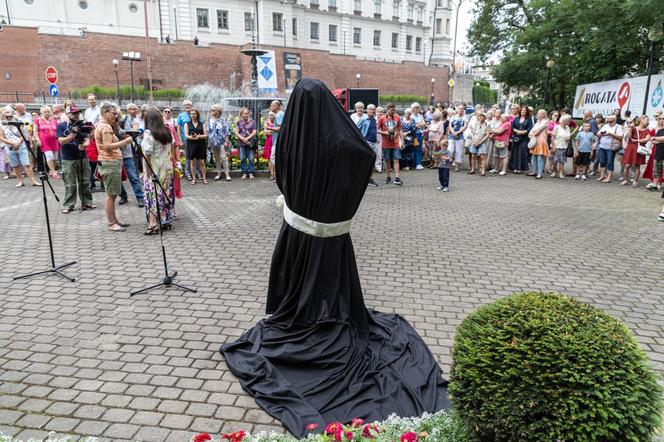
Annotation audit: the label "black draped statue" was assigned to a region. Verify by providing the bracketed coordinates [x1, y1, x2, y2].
[220, 78, 449, 437]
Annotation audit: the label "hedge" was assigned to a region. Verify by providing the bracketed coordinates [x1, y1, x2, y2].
[70, 85, 185, 100]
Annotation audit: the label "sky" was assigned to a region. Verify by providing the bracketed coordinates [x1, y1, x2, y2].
[454, 0, 475, 56]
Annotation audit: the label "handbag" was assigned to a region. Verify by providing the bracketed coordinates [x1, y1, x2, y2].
[528, 136, 536, 149]
[495, 140, 507, 149]
[636, 130, 651, 156]
[565, 142, 574, 157]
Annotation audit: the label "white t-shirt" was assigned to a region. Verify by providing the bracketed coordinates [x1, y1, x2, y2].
[597, 123, 623, 150]
[16, 112, 33, 140]
[552, 125, 571, 150]
[84, 106, 101, 125]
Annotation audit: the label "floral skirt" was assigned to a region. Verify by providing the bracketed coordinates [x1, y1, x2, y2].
[143, 174, 176, 225]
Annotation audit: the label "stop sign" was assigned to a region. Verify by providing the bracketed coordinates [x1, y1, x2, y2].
[45, 66, 58, 84]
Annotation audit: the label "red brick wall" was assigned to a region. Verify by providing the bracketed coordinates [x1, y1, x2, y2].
[0, 26, 449, 102]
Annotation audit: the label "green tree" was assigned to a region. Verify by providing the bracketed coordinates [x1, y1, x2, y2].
[467, 0, 664, 109]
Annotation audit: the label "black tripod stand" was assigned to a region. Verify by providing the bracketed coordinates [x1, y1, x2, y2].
[129, 137, 196, 296]
[12, 124, 77, 282]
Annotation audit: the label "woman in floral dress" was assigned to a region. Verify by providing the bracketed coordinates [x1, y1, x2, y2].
[141, 106, 175, 234]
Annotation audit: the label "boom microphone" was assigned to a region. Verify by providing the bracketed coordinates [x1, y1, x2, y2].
[1, 121, 30, 127]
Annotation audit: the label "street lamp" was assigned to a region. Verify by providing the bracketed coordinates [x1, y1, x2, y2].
[112, 59, 121, 104]
[449, 0, 465, 104]
[430, 78, 436, 105]
[122, 51, 142, 102]
[643, 26, 663, 115]
[356, 73, 361, 88]
[545, 59, 555, 107]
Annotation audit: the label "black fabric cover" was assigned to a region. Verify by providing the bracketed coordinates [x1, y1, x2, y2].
[220, 78, 449, 437]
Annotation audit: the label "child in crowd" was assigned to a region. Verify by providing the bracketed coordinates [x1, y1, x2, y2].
[435, 139, 452, 192]
[264, 112, 276, 180]
[574, 122, 595, 181]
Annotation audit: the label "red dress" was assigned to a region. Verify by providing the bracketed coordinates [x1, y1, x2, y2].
[643, 128, 661, 183]
[623, 128, 649, 166]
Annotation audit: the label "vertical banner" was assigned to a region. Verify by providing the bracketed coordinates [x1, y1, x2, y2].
[645, 74, 664, 117]
[283, 52, 302, 94]
[257, 50, 278, 93]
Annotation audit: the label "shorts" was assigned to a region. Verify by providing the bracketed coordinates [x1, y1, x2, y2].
[44, 150, 57, 161]
[469, 143, 487, 155]
[495, 147, 508, 158]
[575, 152, 591, 166]
[382, 148, 402, 161]
[99, 160, 122, 197]
[552, 148, 567, 165]
[186, 141, 207, 160]
[4, 144, 30, 167]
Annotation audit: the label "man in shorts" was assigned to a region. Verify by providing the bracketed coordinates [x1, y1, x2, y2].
[0, 106, 41, 188]
[377, 103, 403, 185]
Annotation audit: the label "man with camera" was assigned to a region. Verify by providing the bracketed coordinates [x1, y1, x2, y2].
[0, 106, 41, 188]
[56, 105, 96, 213]
[377, 103, 403, 185]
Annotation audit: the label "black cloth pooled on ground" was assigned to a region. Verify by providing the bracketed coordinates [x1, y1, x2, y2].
[220, 78, 449, 437]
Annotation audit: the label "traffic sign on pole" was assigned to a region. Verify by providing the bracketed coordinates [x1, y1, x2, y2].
[448, 79, 456, 88]
[49, 84, 59, 97]
[45, 66, 58, 84]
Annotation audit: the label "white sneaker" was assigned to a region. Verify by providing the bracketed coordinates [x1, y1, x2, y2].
[575, 174, 581, 180]
[489, 169, 497, 174]
[581, 175, 587, 181]
[416, 165, 424, 170]
[498, 171, 506, 176]
[442, 187, 449, 192]
[436, 186, 443, 190]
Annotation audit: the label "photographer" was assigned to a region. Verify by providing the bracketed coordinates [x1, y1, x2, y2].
[94, 102, 133, 232]
[0, 106, 41, 188]
[377, 103, 403, 185]
[56, 105, 95, 212]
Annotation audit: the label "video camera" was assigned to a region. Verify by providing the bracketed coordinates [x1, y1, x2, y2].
[70, 120, 95, 143]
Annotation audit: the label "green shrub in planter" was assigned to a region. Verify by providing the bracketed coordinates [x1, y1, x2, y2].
[449, 292, 663, 442]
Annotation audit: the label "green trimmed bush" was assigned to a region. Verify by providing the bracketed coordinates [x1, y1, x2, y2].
[380, 94, 429, 105]
[70, 85, 184, 100]
[450, 292, 663, 442]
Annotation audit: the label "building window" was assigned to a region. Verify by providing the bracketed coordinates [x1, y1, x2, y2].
[392, 0, 400, 15]
[374, 0, 382, 15]
[445, 18, 450, 35]
[373, 30, 381, 46]
[436, 18, 442, 34]
[329, 24, 338, 42]
[415, 36, 422, 52]
[245, 12, 254, 32]
[217, 10, 229, 30]
[311, 0, 319, 6]
[353, 27, 361, 45]
[417, 6, 423, 22]
[436, 0, 442, 6]
[391, 32, 398, 48]
[353, 0, 361, 12]
[310, 22, 320, 40]
[292, 18, 298, 36]
[329, 0, 337, 8]
[406, 34, 412, 51]
[273, 12, 284, 32]
[196, 8, 209, 28]
[407, 4, 414, 20]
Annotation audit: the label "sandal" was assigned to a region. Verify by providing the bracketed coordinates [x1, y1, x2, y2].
[214, 174, 221, 181]
[203, 179, 209, 184]
[143, 225, 159, 235]
[16, 182, 24, 188]
[632, 181, 639, 187]
[108, 223, 126, 232]
[115, 220, 130, 228]
[190, 179, 196, 185]
[62, 207, 74, 214]
[620, 180, 628, 186]
[82, 204, 97, 210]
[31, 182, 42, 187]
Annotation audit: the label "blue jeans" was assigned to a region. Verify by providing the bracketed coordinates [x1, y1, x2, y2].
[120, 157, 144, 202]
[414, 133, 424, 166]
[531, 155, 545, 175]
[239, 146, 255, 174]
[598, 148, 615, 171]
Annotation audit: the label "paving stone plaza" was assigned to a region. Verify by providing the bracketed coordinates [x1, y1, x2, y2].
[1, 169, 663, 441]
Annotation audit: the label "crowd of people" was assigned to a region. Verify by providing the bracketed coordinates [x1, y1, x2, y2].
[2, 94, 664, 225]
[350, 101, 664, 219]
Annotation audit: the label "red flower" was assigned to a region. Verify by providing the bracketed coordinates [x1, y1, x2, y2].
[362, 424, 380, 439]
[306, 423, 319, 431]
[400, 431, 418, 442]
[222, 431, 246, 442]
[350, 418, 364, 428]
[193, 434, 212, 442]
[325, 422, 342, 435]
[345, 431, 353, 440]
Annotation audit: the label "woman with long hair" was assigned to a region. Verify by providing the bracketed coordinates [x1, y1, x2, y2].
[509, 106, 533, 173]
[141, 106, 175, 234]
[162, 106, 183, 199]
[208, 104, 231, 181]
[184, 107, 208, 185]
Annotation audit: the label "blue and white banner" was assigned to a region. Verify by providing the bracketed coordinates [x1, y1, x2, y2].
[257, 50, 278, 93]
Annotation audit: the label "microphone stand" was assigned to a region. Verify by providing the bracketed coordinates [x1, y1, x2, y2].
[10, 123, 77, 282]
[129, 135, 196, 296]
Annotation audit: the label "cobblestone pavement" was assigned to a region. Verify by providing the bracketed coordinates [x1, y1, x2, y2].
[1, 168, 663, 441]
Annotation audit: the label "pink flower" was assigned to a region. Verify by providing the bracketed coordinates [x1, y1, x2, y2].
[306, 423, 319, 431]
[345, 431, 353, 440]
[325, 422, 342, 435]
[400, 431, 418, 442]
[361, 424, 380, 439]
[350, 418, 364, 428]
[193, 434, 212, 442]
[222, 431, 246, 442]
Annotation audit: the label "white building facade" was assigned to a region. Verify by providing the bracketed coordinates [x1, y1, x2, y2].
[2, 0, 454, 66]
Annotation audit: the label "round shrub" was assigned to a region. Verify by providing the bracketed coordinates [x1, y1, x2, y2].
[449, 292, 663, 442]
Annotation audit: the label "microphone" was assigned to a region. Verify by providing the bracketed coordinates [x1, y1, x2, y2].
[1, 121, 30, 127]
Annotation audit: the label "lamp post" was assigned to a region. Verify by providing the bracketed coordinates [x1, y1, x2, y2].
[122, 51, 142, 102]
[430, 78, 436, 105]
[112, 59, 120, 104]
[356, 73, 361, 88]
[449, 0, 464, 104]
[544, 59, 555, 107]
[643, 26, 663, 115]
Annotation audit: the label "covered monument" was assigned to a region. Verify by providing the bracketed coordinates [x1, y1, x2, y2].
[221, 78, 449, 437]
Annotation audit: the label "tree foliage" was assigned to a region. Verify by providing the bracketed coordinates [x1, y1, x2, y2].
[467, 0, 664, 109]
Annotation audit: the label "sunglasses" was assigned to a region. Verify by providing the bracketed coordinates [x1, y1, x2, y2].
[163, 110, 172, 113]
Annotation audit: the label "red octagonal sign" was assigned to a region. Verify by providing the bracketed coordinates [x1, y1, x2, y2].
[45, 66, 58, 84]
